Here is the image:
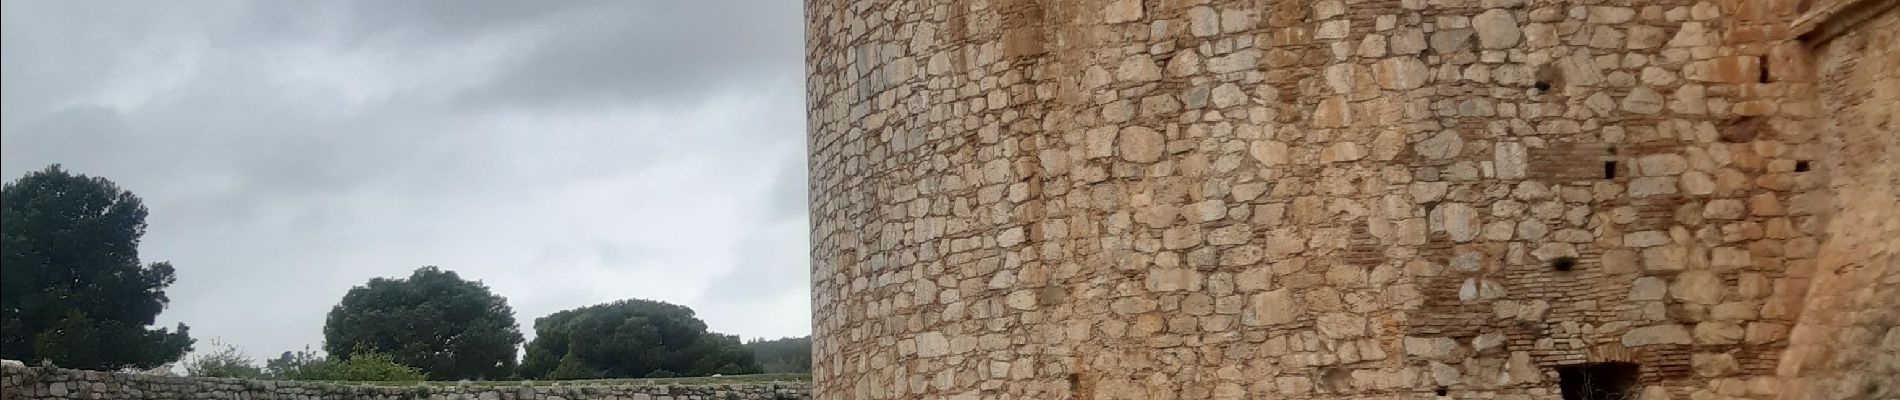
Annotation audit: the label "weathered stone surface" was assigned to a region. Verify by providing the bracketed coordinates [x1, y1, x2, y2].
[1415, 131, 1463, 160]
[1624, 324, 1693, 346]
[1672, 271, 1725, 305]
[807, 2, 1895, 398]
[1118, 126, 1165, 163]
[1103, 0, 1142, 23]
[1249, 289, 1297, 326]
[1472, 9, 1520, 49]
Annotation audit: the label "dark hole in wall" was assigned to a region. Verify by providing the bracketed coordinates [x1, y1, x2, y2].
[1536, 64, 1565, 90]
[1435, 386, 1449, 396]
[1552, 256, 1578, 271]
[1795, 161, 1811, 172]
[1604, 161, 1618, 179]
[1760, 56, 1772, 83]
[1558, 362, 1642, 400]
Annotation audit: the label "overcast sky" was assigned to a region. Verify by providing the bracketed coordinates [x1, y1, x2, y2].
[1, 0, 809, 360]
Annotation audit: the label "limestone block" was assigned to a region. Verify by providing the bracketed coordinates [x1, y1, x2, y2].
[1472, 9, 1521, 49]
[1624, 324, 1693, 346]
[1247, 289, 1297, 326]
[1118, 126, 1166, 163]
[1104, 0, 1142, 23]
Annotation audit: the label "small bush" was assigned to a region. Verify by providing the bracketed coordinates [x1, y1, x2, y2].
[279, 350, 427, 382]
[184, 340, 266, 379]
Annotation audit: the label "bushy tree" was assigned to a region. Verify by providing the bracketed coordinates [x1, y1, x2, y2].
[0, 165, 194, 369]
[745, 336, 812, 373]
[323, 266, 522, 380]
[269, 348, 426, 382]
[184, 339, 266, 379]
[520, 299, 760, 379]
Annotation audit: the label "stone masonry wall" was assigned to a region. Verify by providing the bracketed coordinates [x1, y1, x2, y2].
[808, 0, 1895, 399]
[1774, 2, 1900, 400]
[0, 363, 810, 400]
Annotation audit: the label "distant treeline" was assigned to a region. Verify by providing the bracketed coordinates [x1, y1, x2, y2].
[744, 336, 811, 374]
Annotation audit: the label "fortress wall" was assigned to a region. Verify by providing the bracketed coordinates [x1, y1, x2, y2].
[0, 362, 810, 400]
[806, 0, 1893, 399]
[1774, 2, 1900, 400]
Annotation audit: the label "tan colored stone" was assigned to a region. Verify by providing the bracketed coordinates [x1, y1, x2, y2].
[1118, 126, 1165, 163]
[1624, 324, 1693, 346]
[1248, 289, 1297, 326]
[1472, 9, 1521, 49]
[1104, 0, 1142, 23]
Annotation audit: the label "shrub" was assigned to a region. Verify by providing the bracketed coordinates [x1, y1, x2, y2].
[183, 339, 265, 379]
[276, 349, 426, 382]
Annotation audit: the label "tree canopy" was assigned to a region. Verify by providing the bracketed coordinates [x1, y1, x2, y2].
[0, 165, 195, 369]
[520, 299, 759, 379]
[323, 266, 522, 380]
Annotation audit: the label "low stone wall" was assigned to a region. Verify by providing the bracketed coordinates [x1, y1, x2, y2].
[0, 362, 810, 400]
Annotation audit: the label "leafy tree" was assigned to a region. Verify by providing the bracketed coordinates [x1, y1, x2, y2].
[323, 266, 522, 380]
[0, 165, 194, 369]
[184, 339, 266, 379]
[270, 348, 426, 382]
[744, 336, 812, 373]
[520, 299, 760, 379]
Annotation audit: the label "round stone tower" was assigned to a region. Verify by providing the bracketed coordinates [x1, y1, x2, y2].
[807, 0, 1896, 399]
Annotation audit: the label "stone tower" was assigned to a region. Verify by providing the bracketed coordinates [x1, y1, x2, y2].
[806, 0, 1897, 399]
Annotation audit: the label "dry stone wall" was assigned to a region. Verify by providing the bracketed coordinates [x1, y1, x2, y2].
[807, 0, 1896, 399]
[0, 362, 810, 400]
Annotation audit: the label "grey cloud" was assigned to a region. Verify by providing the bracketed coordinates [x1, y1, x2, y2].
[1, 0, 809, 359]
[452, 0, 803, 110]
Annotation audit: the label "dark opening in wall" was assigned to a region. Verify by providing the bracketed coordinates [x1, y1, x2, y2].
[1795, 161, 1811, 172]
[1759, 56, 1772, 83]
[1603, 161, 1618, 179]
[1558, 362, 1642, 400]
[1551, 256, 1578, 271]
[1435, 386, 1449, 396]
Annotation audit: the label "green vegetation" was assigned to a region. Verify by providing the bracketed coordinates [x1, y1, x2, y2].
[277, 350, 428, 381]
[0, 165, 195, 370]
[184, 339, 267, 379]
[520, 299, 760, 379]
[745, 336, 811, 373]
[324, 266, 524, 380]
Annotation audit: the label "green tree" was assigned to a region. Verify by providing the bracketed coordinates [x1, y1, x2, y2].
[0, 165, 194, 369]
[520, 299, 760, 379]
[744, 336, 812, 373]
[184, 339, 266, 379]
[269, 348, 426, 382]
[323, 266, 522, 380]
